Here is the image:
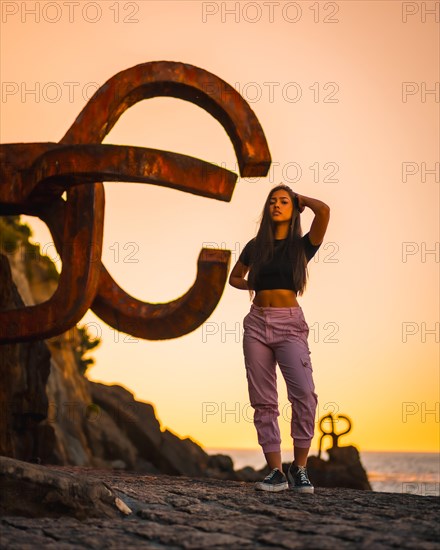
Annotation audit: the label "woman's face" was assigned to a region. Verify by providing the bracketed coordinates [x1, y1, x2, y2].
[268, 189, 293, 223]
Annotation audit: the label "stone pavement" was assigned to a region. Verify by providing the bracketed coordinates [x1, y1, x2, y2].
[1, 467, 439, 549]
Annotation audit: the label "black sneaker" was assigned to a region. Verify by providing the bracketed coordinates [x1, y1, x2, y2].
[254, 468, 289, 492]
[288, 463, 314, 494]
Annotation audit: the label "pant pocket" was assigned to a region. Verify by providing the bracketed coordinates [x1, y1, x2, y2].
[301, 354, 313, 372]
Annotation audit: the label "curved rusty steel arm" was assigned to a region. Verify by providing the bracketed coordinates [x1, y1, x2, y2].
[0, 143, 61, 209]
[92, 249, 231, 340]
[0, 143, 236, 206]
[0, 183, 104, 344]
[56, 62, 271, 340]
[61, 61, 271, 177]
[38, 188, 232, 340]
[28, 144, 237, 203]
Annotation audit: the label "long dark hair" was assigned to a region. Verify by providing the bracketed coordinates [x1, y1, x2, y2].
[247, 184, 309, 297]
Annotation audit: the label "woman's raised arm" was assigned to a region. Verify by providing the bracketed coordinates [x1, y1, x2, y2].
[296, 194, 330, 246]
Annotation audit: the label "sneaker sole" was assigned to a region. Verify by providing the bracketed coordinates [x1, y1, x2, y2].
[287, 472, 314, 494]
[254, 482, 289, 492]
[291, 486, 314, 494]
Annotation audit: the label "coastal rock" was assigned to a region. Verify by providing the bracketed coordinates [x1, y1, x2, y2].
[1, 465, 439, 549]
[306, 445, 372, 490]
[89, 381, 212, 476]
[206, 453, 238, 479]
[0, 456, 129, 520]
[0, 253, 51, 461]
[82, 399, 140, 471]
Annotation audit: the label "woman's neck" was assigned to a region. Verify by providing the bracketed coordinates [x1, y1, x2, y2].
[274, 222, 290, 240]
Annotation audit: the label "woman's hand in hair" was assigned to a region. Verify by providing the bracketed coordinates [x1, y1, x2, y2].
[296, 194, 329, 216]
[295, 193, 306, 214]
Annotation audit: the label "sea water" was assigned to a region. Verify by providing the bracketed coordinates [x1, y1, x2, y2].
[206, 448, 440, 497]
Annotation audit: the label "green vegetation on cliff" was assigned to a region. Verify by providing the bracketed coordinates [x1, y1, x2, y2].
[0, 215, 59, 283]
[75, 325, 101, 376]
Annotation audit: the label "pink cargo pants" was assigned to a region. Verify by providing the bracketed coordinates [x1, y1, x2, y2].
[242, 304, 318, 453]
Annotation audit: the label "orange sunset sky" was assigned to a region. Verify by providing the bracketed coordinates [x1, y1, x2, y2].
[1, 0, 439, 454]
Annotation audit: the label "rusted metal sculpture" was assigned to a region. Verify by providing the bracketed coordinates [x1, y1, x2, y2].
[317, 412, 353, 458]
[0, 61, 271, 343]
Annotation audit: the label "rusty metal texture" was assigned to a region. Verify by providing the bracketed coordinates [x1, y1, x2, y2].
[0, 61, 271, 343]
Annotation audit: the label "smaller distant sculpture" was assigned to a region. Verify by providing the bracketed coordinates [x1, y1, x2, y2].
[317, 412, 352, 458]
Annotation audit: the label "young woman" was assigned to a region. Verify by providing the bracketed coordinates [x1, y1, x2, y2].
[229, 184, 330, 493]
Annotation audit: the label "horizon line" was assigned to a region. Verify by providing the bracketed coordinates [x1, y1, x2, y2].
[204, 447, 440, 454]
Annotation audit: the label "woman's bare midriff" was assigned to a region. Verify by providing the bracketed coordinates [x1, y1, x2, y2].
[252, 289, 300, 308]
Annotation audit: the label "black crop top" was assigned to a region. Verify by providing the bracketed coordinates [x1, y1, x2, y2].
[238, 232, 321, 293]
